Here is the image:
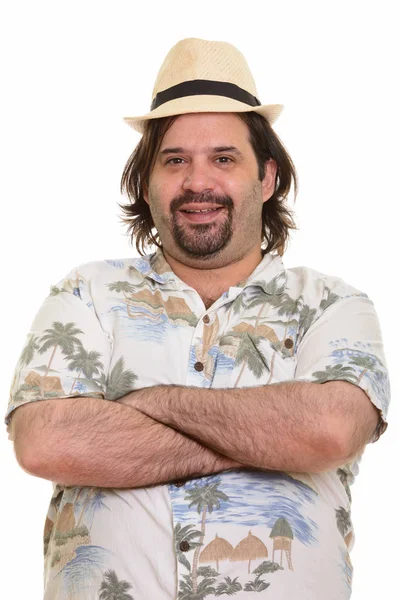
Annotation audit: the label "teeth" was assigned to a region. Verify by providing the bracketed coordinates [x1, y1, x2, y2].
[184, 208, 219, 213]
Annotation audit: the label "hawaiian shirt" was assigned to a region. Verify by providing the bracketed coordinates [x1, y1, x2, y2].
[6, 250, 390, 600]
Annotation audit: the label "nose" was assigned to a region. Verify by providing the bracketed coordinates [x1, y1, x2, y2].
[182, 160, 215, 194]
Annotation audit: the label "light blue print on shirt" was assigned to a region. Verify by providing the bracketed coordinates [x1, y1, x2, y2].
[188, 346, 210, 387]
[328, 342, 390, 416]
[74, 381, 88, 394]
[105, 259, 125, 269]
[208, 346, 235, 373]
[131, 257, 152, 274]
[130, 255, 173, 284]
[56, 545, 112, 596]
[337, 546, 352, 592]
[110, 304, 169, 344]
[170, 471, 319, 547]
[188, 346, 235, 387]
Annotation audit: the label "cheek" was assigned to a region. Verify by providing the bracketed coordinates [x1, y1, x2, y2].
[232, 181, 263, 213]
[147, 188, 172, 224]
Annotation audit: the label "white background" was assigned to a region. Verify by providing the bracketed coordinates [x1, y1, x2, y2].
[1, 1, 398, 598]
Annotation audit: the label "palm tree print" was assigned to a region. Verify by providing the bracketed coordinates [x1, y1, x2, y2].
[337, 467, 352, 503]
[20, 334, 41, 367]
[336, 507, 352, 539]
[178, 573, 217, 600]
[75, 488, 111, 529]
[312, 364, 358, 383]
[108, 281, 140, 318]
[326, 343, 390, 415]
[196, 566, 219, 578]
[319, 286, 341, 311]
[225, 277, 297, 386]
[12, 334, 41, 394]
[249, 276, 286, 310]
[233, 333, 269, 387]
[97, 356, 137, 400]
[50, 285, 62, 296]
[38, 321, 83, 396]
[185, 480, 229, 593]
[348, 354, 378, 383]
[99, 569, 134, 600]
[243, 575, 270, 592]
[67, 347, 104, 394]
[175, 523, 203, 572]
[215, 576, 242, 596]
[231, 273, 285, 316]
[108, 281, 136, 296]
[276, 293, 304, 342]
[253, 560, 283, 575]
[246, 277, 287, 346]
[298, 304, 317, 339]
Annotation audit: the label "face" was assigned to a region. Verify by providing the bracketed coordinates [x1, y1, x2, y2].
[145, 113, 277, 269]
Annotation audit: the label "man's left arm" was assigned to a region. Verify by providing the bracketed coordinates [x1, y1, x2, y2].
[122, 293, 389, 474]
[121, 379, 379, 473]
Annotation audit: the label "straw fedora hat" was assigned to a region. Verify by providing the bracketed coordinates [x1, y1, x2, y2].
[124, 38, 283, 133]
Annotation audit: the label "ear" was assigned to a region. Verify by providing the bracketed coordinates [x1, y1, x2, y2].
[261, 159, 277, 203]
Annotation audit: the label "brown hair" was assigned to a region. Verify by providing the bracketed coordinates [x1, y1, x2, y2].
[120, 112, 297, 256]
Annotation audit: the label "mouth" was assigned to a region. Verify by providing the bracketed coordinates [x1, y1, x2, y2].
[178, 205, 225, 223]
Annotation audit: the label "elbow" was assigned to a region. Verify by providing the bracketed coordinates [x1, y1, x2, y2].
[318, 381, 379, 468]
[10, 402, 67, 482]
[14, 439, 55, 480]
[315, 423, 365, 472]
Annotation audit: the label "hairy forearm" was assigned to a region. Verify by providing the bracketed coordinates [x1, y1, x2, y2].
[127, 381, 377, 473]
[11, 396, 241, 488]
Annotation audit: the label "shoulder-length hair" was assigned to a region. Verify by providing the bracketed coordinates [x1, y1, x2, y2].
[120, 112, 298, 256]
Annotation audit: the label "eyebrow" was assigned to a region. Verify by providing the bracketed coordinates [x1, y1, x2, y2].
[159, 146, 244, 158]
[159, 147, 185, 155]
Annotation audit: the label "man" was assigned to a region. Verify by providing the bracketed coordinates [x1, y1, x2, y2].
[7, 38, 390, 599]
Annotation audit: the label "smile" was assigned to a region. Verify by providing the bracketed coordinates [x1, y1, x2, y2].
[182, 208, 221, 214]
[177, 206, 225, 223]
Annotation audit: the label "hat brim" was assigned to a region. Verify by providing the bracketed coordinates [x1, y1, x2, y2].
[124, 95, 284, 133]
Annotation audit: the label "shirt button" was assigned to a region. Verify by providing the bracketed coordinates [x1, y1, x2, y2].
[284, 338, 294, 349]
[173, 481, 185, 488]
[179, 541, 190, 552]
[194, 361, 204, 372]
[202, 314, 210, 324]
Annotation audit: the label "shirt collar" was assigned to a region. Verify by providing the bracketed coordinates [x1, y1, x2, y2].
[129, 249, 287, 295]
[239, 251, 287, 295]
[129, 251, 177, 285]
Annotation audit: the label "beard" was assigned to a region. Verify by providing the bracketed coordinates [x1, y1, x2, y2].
[169, 192, 234, 259]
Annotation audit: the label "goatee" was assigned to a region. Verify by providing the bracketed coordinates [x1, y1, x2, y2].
[170, 192, 234, 259]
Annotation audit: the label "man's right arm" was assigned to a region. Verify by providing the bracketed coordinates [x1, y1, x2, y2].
[10, 396, 240, 488]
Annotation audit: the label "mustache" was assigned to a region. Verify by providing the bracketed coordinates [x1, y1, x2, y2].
[170, 192, 234, 213]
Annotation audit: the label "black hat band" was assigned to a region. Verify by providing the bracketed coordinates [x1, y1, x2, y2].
[151, 79, 261, 111]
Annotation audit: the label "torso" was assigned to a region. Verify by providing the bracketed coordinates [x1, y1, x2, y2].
[8, 250, 389, 599]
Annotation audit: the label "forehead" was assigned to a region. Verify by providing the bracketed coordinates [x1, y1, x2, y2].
[160, 113, 251, 150]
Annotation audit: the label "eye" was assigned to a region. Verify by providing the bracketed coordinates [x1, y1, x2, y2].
[215, 156, 233, 164]
[166, 157, 185, 165]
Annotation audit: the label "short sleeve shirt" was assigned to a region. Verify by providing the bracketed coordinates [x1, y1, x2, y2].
[7, 250, 390, 600]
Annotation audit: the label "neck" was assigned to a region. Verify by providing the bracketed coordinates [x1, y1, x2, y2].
[163, 247, 264, 307]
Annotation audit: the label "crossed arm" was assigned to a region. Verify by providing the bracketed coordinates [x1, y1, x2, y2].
[120, 380, 378, 471]
[10, 381, 378, 488]
[10, 380, 379, 488]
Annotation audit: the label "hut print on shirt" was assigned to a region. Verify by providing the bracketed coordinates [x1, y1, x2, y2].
[170, 471, 320, 597]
